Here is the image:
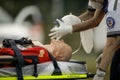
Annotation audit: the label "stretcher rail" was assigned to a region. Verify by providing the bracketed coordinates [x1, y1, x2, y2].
[0, 73, 95, 80]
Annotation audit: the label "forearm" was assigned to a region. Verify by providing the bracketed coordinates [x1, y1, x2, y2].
[78, 11, 94, 21]
[72, 18, 97, 32]
[73, 10, 105, 32]
[99, 37, 118, 71]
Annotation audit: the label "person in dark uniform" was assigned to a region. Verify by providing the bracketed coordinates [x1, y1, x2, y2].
[110, 48, 120, 80]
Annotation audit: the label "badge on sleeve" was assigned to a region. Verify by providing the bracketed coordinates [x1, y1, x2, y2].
[106, 17, 115, 29]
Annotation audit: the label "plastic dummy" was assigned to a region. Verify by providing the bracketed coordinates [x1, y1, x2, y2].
[0, 39, 72, 66]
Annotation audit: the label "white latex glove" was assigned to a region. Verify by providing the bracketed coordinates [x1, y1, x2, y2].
[96, 53, 103, 68]
[49, 19, 73, 40]
[93, 69, 105, 80]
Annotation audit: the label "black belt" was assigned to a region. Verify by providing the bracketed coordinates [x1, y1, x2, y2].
[4, 39, 24, 80]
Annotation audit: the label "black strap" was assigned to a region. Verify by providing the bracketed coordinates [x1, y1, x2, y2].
[114, 0, 118, 10]
[23, 56, 39, 77]
[15, 37, 33, 45]
[48, 52, 62, 75]
[3, 37, 33, 48]
[8, 40, 39, 78]
[8, 40, 24, 80]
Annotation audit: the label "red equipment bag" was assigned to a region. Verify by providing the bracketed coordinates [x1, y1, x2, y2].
[0, 46, 51, 63]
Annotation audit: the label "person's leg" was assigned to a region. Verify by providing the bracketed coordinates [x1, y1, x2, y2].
[110, 48, 120, 80]
[93, 37, 120, 80]
[99, 37, 118, 71]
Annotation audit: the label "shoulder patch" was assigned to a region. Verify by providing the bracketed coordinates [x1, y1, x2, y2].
[106, 17, 115, 29]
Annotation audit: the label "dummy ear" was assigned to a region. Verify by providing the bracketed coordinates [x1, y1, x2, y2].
[58, 53, 63, 58]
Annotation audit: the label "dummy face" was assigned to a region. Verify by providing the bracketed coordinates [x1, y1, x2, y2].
[50, 39, 72, 61]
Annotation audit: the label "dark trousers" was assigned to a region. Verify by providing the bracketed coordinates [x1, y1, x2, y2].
[110, 48, 120, 80]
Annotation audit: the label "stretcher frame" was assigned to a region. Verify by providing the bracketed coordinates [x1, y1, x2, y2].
[0, 39, 95, 80]
[0, 73, 94, 80]
[0, 57, 94, 80]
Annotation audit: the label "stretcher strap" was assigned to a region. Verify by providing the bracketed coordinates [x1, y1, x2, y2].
[114, 0, 118, 10]
[23, 56, 39, 77]
[6, 39, 24, 80]
[48, 52, 62, 75]
[4, 39, 39, 79]
[3, 37, 33, 48]
[14, 37, 33, 45]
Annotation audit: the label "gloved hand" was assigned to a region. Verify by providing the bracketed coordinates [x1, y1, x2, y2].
[93, 69, 105, 80]
[96, 53, 103, 68]
[49, 19, 73, 40]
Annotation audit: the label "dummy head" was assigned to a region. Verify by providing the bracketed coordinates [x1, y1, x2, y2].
[50, 39, 72, 61]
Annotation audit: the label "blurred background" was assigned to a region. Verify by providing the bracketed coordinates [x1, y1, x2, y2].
[0, 0, 109, 80]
